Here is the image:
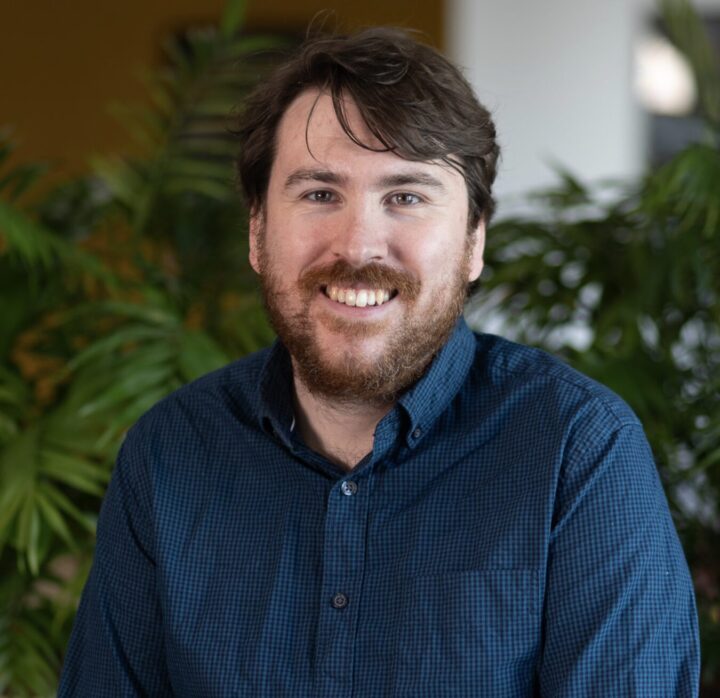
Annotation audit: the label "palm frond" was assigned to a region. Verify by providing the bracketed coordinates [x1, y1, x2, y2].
[0, 200, 116, 286]
[220, 0, 247, 39]
[659, 0, 720, 131]
[643, 144, 720, 238]
[0, 136, 49, 204]
[98, 23, 292, 235]
[0, 576, 65, 698]
[0, 420, 104, 575]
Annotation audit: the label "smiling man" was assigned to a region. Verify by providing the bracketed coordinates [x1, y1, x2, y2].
[59, 29, 699, 697]
[249, 88, 484, 468]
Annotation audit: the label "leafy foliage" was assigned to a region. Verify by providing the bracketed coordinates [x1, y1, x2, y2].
[0, 1, 281, 693]
[1, 0, 718, 693]
[470, 0, 720, 685]
[659, 0, 720, 129]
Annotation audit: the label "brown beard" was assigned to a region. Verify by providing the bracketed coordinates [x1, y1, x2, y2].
[257, 233, 471, 406]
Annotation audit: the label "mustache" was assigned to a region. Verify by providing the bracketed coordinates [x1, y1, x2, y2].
[299, 260, 421, 299]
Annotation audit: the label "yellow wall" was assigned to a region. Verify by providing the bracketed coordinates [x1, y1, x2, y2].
[0, 1, 443, 177]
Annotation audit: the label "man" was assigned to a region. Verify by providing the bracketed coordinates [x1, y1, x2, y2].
[59, 28, 699, 697]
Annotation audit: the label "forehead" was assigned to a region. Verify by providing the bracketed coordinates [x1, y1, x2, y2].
[279, 89, 380, 150]
[269, 89, 465, 189]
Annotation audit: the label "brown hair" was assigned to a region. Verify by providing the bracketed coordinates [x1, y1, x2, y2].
[235, 27, 500, 227]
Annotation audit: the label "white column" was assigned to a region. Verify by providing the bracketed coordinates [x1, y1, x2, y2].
[446, 0, 647, 205]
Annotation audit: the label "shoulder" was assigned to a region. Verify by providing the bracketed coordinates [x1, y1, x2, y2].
[462, 334, 663, 514]
[120, 345, 273, 458]
[466, 332, 641, 435]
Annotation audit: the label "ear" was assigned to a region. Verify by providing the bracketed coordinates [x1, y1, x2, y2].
[248, 207, 262, 274]
[467, 219, 486, 282]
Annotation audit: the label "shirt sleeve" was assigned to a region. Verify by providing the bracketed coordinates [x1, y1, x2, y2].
[58, 428, 173, 697]
[538, 420, 700, 697]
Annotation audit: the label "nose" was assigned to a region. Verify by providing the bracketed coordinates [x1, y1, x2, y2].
[330, 201, 388, 266]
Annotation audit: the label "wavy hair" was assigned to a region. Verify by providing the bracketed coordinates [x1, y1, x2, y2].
[235, 27, 500, 227]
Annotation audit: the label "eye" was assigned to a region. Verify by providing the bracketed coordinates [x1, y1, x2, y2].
[304, 190, 336, 203]
[388, 192, 422, 206]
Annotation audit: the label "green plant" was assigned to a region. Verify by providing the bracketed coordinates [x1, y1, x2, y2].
[1, 0, 718, 693]
[470, 0, 720, 687]
[0, 1, 283, 694]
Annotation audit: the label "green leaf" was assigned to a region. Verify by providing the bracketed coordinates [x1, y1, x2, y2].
[166, 156, 232, 181]
[40, 484, 95, 533]
[0, 485, 25, 551]
[35, 490, 76, 550]
[220, 0, 247, 38]
[178, 329, 229, 381]
[0, 608, 61, 697]
[0, 427, 40, 501]
[77, 363, 175, 418]
[0, 200, 112, 281]
[94, 384, 175, 451]
[0, 162, 49, 202]
[0, 387, 24, 407]
[164, 176, 234, 200]
[40, 450, 108, 497]
[43, 407, 114, 459]
[90, 156, 145, 209]
[660, 0, 720, 128]
[67, 324, 170, 371]
[64, 299, 180, 327]
[16, 496, 41, 575]
[0, 414, 18, 445]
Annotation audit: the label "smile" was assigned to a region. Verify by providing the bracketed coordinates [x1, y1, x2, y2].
[323, 286, 395, 307]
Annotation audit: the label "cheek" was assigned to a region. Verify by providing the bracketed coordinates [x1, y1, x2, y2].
[396, 229, 465, 274]
[262, 219, 320, 273]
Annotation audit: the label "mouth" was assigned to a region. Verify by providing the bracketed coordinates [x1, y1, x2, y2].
[322, 285, 398, 308]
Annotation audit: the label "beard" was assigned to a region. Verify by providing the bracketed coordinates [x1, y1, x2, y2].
[257, 234, 472, 406]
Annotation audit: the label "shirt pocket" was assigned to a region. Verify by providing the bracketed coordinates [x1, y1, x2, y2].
[394, 568, 540, 697]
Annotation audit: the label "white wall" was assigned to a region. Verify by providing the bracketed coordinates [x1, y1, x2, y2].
[446, 0, 709, 207]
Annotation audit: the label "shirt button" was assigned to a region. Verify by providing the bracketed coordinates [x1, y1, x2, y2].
[412, 427, 422, 439]
[341, 480, 358, 496]
[331, 592, 349, 609]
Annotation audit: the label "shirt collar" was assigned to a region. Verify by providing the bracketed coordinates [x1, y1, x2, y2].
[258, 340, 296, 450]
[257, 316, 476, 452]
[396, 317, 475, 449]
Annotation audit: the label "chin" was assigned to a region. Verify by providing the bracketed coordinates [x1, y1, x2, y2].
[316, 337, 383, 367]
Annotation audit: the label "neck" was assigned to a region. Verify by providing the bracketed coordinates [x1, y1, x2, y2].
[291, 370, 394, 471]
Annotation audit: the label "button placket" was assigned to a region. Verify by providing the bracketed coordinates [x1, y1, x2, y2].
[316, 472, 371, 693]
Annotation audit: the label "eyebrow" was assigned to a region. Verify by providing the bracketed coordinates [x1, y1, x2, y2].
[283, 168, 447, 192]
[284, 169, 346, 190]
[376, 172, 447, 191]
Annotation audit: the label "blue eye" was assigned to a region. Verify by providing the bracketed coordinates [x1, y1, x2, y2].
[306, 190, 335, 203]
[389, 192, 422, 205]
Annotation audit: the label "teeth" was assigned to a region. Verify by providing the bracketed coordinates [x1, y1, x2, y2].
[326, 286, 392, 307]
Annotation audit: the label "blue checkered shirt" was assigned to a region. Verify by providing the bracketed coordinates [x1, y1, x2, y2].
[59, 319, 699, 697]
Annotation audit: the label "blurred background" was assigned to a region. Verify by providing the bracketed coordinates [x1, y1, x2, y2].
[2, 0, 718, 198]
[0, 0, 719, 695]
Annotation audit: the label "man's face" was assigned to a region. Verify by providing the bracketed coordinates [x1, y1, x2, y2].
[249, 89, 485, 405]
